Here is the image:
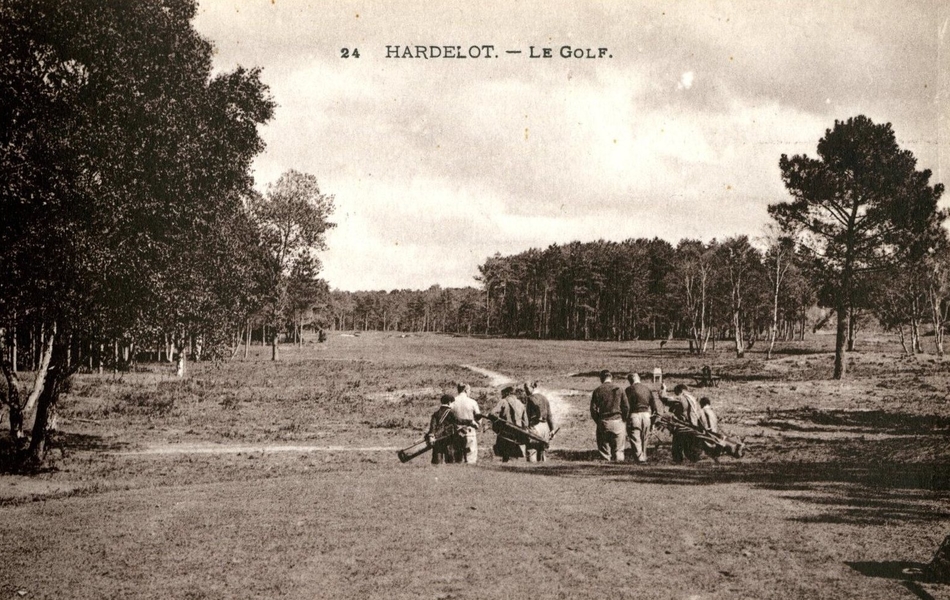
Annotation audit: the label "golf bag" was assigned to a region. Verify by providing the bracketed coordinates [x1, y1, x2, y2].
[396, 427, 456, 463]
[654, 414, 745, 459]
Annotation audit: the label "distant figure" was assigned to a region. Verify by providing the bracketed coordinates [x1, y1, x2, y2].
[659, 383, 703, 462]
[450, 382, 481, 464]
[699, 397, 719, 434]
[625, 373, 660, 464]
[652, 367, 662, 384]
[426, 394, 458, 465]
[590, 369, 629, 462]
[700, 364, 714, 387]
[490, 386, 528, 462]
[524, 381, 556, 463]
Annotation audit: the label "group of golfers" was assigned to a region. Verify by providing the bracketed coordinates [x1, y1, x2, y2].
[425, 369, 720, 465]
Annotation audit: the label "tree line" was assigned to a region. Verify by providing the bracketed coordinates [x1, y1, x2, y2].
[327, 117, 947, 386]
[0, 0, 334, 462]
[473, 235, 813, 354]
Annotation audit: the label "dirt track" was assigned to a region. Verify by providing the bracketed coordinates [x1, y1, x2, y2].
[112, 444, 401, 455]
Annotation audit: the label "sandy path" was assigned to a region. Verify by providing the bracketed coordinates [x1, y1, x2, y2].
[460, 364, 581, 423]
[114, 444, 400, 456]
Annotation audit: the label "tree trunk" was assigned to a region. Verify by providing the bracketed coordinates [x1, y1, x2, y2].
[897, 324, 910, 356]
[23, 323, 55, 416]
[846, 305, 857, 352]
[27, 345, 70, 465]
[767, 272, 781, 360]
[271, 330, 279, 361]
[244, 319, 251, 359]
[733, 309, 744, 358]
[11, 313, 17, 373]
[833, 302, 847, 379]
[929, 284, 945, 358]
[176, 342, 186, 377]
[2, 360, 24, 439]
[912, 316, 922, 354]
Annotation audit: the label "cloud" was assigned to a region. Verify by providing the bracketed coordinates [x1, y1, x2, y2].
[677, 71, 694, 90]
[194, 0, 946, 290]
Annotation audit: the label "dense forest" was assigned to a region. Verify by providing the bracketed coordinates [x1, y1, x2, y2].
[326, 235, 813, 349]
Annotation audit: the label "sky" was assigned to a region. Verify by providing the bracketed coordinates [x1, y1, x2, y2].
[193, 0, 949, 292]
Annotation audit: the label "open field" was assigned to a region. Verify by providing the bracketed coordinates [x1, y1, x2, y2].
[2, 333, 949, 599]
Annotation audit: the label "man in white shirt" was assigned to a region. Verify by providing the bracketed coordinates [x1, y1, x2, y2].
[450, 382, 481, 464]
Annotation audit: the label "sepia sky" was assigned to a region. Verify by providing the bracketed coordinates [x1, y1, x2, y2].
[193, 0, 949, 291]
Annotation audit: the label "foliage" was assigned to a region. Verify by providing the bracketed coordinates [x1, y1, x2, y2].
[769, 116, 945, 378]
[463, 237, 794, 347]
[249, 170, 335, 357]
[0, 0, 274, 458]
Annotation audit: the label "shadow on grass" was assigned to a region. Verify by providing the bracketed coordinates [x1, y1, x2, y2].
[0, 431, 129, 474]
[759, 408, 950, 435]
[540, 440, 950, 527]
[768, 347, 833, 357]
[56, 431, 130, 453]
[569, 369, 788, 384]
[846, 561, 941, 600]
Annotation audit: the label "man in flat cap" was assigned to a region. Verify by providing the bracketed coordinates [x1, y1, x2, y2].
[490, 385, 529, 462]
[426, 394, 458, 465]
[524, 381, 556, 462]
[659, 383, 703, 462]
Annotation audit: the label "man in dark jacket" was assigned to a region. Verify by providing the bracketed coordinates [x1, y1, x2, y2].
[590, 369, 629, 461]
[426, 394, 458, 464]
[524, 381, 556, 462]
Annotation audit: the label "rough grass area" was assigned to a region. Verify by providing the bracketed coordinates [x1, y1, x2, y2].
[1, 332, 949, 599]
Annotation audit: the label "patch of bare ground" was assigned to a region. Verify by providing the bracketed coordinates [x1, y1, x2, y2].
[1, 333, 948, 599]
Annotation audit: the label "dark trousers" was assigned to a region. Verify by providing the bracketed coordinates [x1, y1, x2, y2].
[431, 439, 458, 464]
[671, 433, 702, 462]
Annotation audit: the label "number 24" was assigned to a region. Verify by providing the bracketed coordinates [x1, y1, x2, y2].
[341, 48, 360, 58]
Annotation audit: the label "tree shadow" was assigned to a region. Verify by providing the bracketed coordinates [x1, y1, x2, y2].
[759, 408, 950, 436]
[768, 347, 833, 356]
[570, 369, 788, 384]
[55, 431, 130, 453]
[541, 436, 950, 527]
[846, 561, 942, 600]
[0, 431, 129, 474]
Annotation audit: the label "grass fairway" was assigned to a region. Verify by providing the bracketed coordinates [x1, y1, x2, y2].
[2, 333, 949, 599]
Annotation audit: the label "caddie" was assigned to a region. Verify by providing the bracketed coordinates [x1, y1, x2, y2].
[524, 381, 556, 462]
[450, 382, 481, 464]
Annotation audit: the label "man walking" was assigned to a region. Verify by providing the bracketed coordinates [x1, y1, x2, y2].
[490, 386, 529, 462]
[659, 383, 703, 462]
[524, 381, 556, 462]
[451, 382, 481, 464]
[426, 394, 458, 464]
[590, 369, 629, 462]
[625, 372, 659, 463]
